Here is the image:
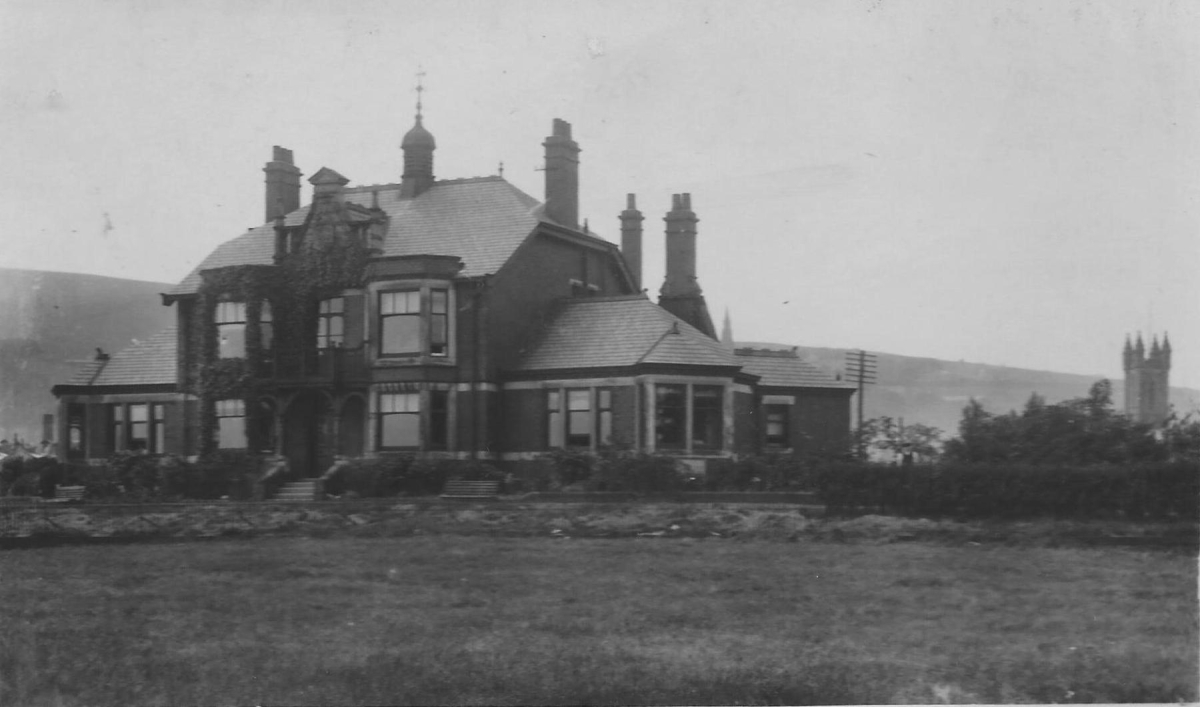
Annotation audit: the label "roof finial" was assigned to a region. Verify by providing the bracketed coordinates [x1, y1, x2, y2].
[415, 65, 426, 123]
[498, 161, 504, 178]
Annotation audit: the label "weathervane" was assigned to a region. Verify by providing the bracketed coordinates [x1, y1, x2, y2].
[415, 65, 426, 122]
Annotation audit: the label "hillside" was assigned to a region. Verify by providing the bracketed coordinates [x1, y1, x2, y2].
[751, 343, 1200, 435]
[0, 268, 175, 442]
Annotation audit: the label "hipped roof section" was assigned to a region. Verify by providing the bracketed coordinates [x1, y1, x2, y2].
[63, 326, 178, 388]
[516, 296, 738, 372]
[169, 176, 598, 296]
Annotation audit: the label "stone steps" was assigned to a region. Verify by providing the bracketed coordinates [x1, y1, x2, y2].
[273, 480, 317, 502]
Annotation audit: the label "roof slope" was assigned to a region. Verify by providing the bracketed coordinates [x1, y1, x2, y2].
[735, 348, 854, 389]
[517, 296, 736, 371]
[171, 176, 550, 295]
[65, 326, 177, 387]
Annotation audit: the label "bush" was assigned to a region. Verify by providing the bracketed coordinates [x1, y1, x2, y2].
[705, 454, 815, 491]
[816, 461, 1200, 520]
[0, 456, 63, 498]
[192, 451, 259, 500]
[324, 456, 505, 498]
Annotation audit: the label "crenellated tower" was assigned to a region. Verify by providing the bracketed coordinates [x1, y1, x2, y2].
[1123, 333, 1171, 425]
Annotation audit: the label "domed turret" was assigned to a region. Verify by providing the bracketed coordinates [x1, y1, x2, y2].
[402, 116, 436, 150]
[400, 70, 436, 198]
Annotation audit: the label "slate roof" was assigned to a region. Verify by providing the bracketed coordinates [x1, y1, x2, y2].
[171, 176, 564, 295]
[734, 348, 855, 390]
[516, 296, 738, 371]
[65, 326, 177, 387]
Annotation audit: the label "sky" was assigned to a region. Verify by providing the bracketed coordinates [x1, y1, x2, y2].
[1, 0, 1197, 388]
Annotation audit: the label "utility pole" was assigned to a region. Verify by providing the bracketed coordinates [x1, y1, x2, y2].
[844, 349, 877, 459]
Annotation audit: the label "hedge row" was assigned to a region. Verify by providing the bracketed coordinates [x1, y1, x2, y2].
[1, 452, 261, 502]
[323, 457, 504, 498]
[816, 462, 1200, 520]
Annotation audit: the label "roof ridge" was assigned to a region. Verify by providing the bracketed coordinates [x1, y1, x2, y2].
[433, 176, 504, 186]
[636, 326, 678, 365]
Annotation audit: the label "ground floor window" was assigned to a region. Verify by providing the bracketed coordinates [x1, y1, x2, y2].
[109, 402, 168, 453]
[654, 383, 725, 452]
[547, 387, 616, 449]
[67, 403, 85, 457]
[765, 404, 790, 447]
[655, 384, 687, 449]
[379, 392, 420, 449]
[429, 390, 449, 450]
[216, 399, 246, 449]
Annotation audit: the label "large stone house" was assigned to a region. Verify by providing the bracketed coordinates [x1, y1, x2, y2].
[52, 107, 854, 477]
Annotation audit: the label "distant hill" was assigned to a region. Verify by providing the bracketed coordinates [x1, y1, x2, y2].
[743, 342, 1200, 436]
[0, 268, 175, 442]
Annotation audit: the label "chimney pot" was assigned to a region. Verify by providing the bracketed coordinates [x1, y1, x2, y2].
[543, 118, 581, 229]
[264, 146, 302, 222]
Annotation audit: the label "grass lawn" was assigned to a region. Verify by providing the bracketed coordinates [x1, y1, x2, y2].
[0, 536, 1194, 705]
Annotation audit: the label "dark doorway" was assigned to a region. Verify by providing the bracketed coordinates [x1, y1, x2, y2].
[339, 397, 366, 458]
[283, 391, 332, 477]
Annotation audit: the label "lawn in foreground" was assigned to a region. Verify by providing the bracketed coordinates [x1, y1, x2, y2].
[0, 536, 1194, 705]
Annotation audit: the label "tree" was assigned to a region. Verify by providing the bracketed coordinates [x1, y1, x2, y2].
[942, 379, 1163, 465]
[854, 416, 943, 464]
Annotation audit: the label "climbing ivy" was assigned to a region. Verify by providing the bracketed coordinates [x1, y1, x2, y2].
[189, 203, 375, 456]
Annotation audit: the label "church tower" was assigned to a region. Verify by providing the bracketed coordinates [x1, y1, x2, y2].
[1123, 333, 1171, 425]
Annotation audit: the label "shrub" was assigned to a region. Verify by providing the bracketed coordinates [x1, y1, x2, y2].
[323, 456, 507, 498]
[0, 456, 55, 497]
[192, 450, 260, 500]
[579, 450, 688, 494]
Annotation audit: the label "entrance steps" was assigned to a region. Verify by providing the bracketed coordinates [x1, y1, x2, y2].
[273, 480, 317, 502]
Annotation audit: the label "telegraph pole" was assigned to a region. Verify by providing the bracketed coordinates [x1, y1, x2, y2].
[844, 349, 877, 458]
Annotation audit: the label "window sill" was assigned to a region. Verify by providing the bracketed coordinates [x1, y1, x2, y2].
[374, 356, 456, 368]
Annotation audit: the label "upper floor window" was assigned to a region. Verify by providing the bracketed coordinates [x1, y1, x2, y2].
[380, 291, 421, 355]
[318, 297, 345, 349]
[430, 289, 448, 356]
[378, 287, 451, 358]
[216, 302, 246, 358]
[260, 301, 274, 351]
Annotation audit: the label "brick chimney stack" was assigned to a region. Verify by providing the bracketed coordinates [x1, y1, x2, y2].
[263, 146, 302, 223]
[658, 193, 716, 338]
[661, 193, 700, 297]
[543, 119, 580, 230]
[619, 193, 644, 289]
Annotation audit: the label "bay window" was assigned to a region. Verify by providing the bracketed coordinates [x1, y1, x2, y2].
[379, 392, 420, 448]
[378, 286, 451, 358]
[379, 291, 421, 355]
[655, 384, 687, 449]
[653, 383, 725, 453]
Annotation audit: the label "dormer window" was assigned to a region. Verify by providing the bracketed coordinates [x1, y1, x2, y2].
[216, 302, 246, 358]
